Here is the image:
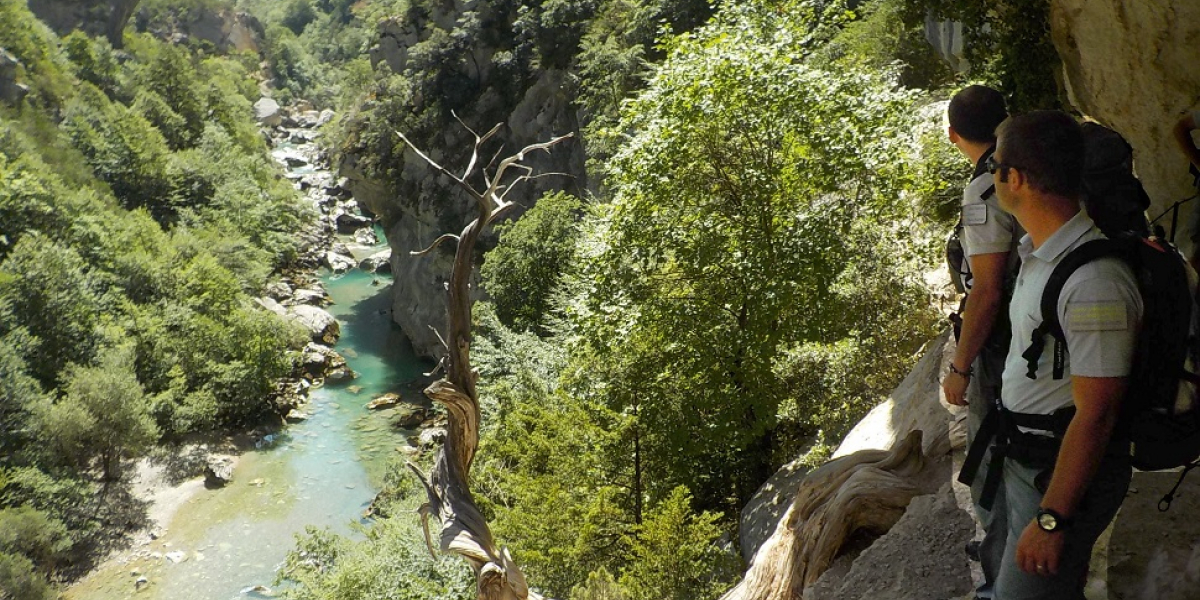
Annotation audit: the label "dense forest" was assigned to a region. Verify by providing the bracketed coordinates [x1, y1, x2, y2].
[0, 0, 1066, 598]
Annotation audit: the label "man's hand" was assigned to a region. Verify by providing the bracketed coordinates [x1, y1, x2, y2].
[942, 370, 969, 406]
[1016, 520, 1065, 577]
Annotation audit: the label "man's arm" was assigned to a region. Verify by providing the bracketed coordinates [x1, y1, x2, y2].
[1173, 113, 1200, 168]
[943, 251, 1008, 406]
[1015, 375, 1126, 575]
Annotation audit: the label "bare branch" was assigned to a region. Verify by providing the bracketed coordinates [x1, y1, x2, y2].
[451, 111, 481, 139]
[411, 233, 462, 257]
[480, 132, 571, 197]
[423, 356, 446, 378]
[483, 200, 521, 230]
[416, 502, 438, 559]
[395, 130, 484, 204]
[429, 325, 449, 351]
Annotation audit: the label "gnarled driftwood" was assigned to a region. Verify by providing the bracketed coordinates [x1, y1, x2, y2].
[721, 429, 927, 600]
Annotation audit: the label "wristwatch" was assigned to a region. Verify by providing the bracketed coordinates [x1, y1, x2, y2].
[1036, 508, 1072, 533]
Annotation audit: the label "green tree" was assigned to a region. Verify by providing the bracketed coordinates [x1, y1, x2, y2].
[62, 83, 176, 220]
[0, 506, 71, 570]
[0, 235, 103, 386]
[482, 191, 584, 333]
[32, 344, 158, 481]
[0, 551, 57, 600]
[0, 331, 42, 462]
[619, 487, 738, 600]
[568, 3, 924, 515]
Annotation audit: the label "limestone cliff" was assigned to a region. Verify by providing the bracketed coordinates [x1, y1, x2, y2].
[133, 6, 264, 54]
[1050, 0, 1200, 243]
[27, 0, 140, 48]
[340, 7, 588, 360]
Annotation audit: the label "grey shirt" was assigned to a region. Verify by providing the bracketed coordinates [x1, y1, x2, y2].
[1002, 211, 1142, 417]
[962, 171, 1020, 265]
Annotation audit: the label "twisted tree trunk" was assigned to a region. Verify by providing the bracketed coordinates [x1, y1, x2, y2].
[720, 430, 928, 600]
[397, 119, 572, 600]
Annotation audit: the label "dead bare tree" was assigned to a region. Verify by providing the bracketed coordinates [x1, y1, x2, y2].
[397, 119, 573, 600]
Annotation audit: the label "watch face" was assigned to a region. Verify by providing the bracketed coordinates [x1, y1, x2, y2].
[1038, 512, 1058, 531]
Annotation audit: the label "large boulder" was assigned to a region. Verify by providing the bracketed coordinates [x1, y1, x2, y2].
[289, 305, 340, 344]
[360, 250, 392, 274]
[1049, 0, 1200, 253]
[254, 97, 282, 127]
[323, 251, 356, 274]
[204, 456, 234, 488]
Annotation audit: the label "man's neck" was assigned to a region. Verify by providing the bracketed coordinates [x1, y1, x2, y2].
[961, 140, 994, 167]
[1021, 195, 1081, 249]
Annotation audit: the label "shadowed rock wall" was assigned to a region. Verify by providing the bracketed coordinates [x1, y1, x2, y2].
[27, 0, 140, 48]
[1051, 0, 1200, 242]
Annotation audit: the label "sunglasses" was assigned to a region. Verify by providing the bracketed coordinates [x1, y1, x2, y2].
[984, 155, 1020, 178]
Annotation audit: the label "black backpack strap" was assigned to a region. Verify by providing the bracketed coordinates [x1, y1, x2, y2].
[1022, 239, 1126, 380]
[958, 403, 1076, 511]
[980, 184, 996, 201]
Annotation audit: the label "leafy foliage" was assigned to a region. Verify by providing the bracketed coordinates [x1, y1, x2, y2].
[482, 191, 585, 333]
[276, 508, 475, 599]
[566, 2, 938, 518]
[0, 3, 312, 587]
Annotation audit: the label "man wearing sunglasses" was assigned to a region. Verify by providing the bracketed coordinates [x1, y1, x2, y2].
[989, 111, 1140, 600]
[943, 84, 1016, 600]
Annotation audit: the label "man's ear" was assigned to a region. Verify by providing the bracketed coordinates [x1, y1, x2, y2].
[947, 126, 959, 144]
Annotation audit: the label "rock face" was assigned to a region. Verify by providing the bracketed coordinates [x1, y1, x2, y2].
[134, 7, 264, 53]
[340, 9, 588, 360]
[0, 48, 29, 106]
[1048, 0, 1200, 246]
[27, 0, 141, 48]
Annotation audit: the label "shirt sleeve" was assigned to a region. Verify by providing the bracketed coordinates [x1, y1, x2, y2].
[1057, 259, 1142, 378]
[961, 175, 1016, 257]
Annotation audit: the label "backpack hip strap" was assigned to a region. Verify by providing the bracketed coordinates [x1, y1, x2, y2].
[958, 404, 1077, 510]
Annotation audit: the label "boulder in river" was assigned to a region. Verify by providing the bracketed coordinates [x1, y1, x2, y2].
[253, 97, 281, 127]
[391, 404, 426, 429]
[353, 227, 378, 246]
[335, 212, 373, 233]
[366, 393, 400, 410]
[359, 250, 392, 274]
[204, 456, 234, 487]
[291, 288, 330, 306]
[323, 251, 356, 274]
[289, 305, 340, 344]
[301, 343, 347, 379]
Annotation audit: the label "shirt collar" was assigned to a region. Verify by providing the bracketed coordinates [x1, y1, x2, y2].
[972, 144, 996, 181]
[1031, 210, 1095, 263]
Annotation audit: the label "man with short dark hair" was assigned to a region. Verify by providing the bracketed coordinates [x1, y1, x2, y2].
[989, 110, 1141, 599]
[942, 84, 1017, 600]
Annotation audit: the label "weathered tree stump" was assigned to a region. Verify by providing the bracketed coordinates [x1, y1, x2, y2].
[721, 430, 927, 600]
